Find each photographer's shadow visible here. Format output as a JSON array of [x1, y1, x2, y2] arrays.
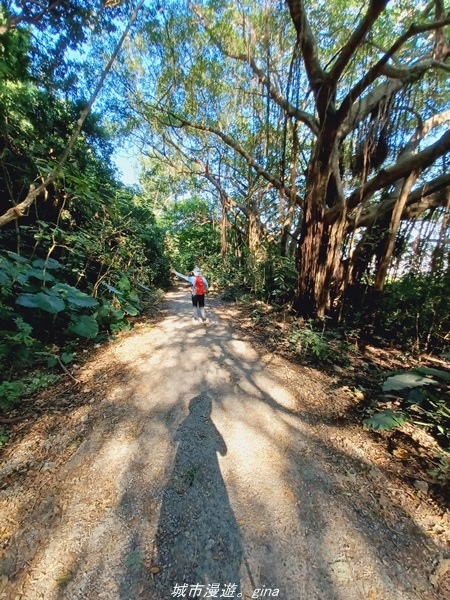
[[154, 394, 242, 596]]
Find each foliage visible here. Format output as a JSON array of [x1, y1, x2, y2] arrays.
[[0, 372, 59, 410], [262, 253, 297, 305], [0, 428, 7, 446], [364, 366, 450, 447], [160, 197, 221, 274], [108, 0, 450, 337], [363, 409, 409, 431], [428, 451, 450, 485], [380, 272, 450, 354], [289, 320, 331, 362]]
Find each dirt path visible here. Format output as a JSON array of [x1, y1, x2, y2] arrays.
[[1, 286, 449, 599]]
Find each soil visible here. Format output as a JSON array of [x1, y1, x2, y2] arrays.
[[1, 284, 450, 600]]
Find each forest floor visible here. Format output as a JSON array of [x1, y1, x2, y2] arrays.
[[1, 284, 450, 600]]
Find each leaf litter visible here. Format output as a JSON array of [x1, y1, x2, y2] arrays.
[[0, 285, 449, 599]]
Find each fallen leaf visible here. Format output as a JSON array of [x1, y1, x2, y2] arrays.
[[212, 555, 220, 560], [330, 560, 351, 582], [430, 556, 450, 586], [149, 566, 160, 574], [55, 570, 72, 587], [392, 448, 409, 459], [413, 480, 429, 495]]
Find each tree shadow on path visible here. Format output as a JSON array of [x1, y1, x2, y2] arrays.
[[152, 393, 243, 598]]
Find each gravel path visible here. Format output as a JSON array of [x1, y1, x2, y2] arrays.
[[1, 286, 449, 599]]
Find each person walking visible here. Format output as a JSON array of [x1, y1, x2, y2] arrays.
[[171, 266, 209, 322]]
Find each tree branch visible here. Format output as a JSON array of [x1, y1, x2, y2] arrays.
[[380, 58, 450, 79], [351, 173, 450, 229], [0, 0, 65, 35], [338, 78, 404, 140], [337, 16, 450, 125], [0, 0, 146, 228], [163, 110, 303, 206], [224, 51, 319, 134], [285, 0, 325, 89], [326, 128, 450, 225], [328, 0, 388, 87]]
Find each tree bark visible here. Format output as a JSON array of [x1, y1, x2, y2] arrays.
[[373, 170, 419, 291]]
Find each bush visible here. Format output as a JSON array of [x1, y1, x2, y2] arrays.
[[380, 272, 450, 354]]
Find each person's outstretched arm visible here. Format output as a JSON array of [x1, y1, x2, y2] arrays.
[[171, 269, 192, 283]]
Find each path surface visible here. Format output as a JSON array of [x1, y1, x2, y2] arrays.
[[1, 286, 449, 599]]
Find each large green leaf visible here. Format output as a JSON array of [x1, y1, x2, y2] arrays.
[[415, 367, 450, 382], [102, 282, 123, 295], [66, 292, 99, 308], [17, 268, 55, 283], [363, 410, 409, 431], [16, 292, 65, 313], [7, 251, 28, 264], [0, 270, 11, 285], [69, 315, 99, 338], [406, 388, 427, 405], [121, 302, 139, 316], [31, 258, 63, 270], [16, 293, 41, 309], [35, 292, 65, 313], [51, 283, 98, 307], [383, 372, 439, 392]]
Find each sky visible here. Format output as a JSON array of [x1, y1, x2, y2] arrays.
[[113, 150, 141, 187]]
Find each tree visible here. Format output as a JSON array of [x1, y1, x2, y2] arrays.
[[0, 0, 146, 228], [113, 0, 450, 318]]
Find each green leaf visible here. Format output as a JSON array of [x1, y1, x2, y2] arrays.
[[66, 293, 98, 308], [110, 320, 131, 332], [102, 282, 123, 295], [382, 372, 439, 392], [21, 268, 55, 282], [31, 258, 63, 270], [121, 303, 139, 316], [16, 293, 41, 309], [7, 251, 28, 263], [69, 315, 99, 339], [406, 388, 427, 405], [0, 270, 11, 285], [35, 292, 65, 313], [415, 367, 450, 382], [17, 292, 65, 313], [61, 352, 74, 364], [363, 410, 409, 431], [47, 356, 58, 367]]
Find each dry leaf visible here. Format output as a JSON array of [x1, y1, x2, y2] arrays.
[[330, 560, 351, 582], [392, 448, 409, 459], [149, 566, 160, 574], [55, 570, 73, 587], [212, 555, 220, 560], [430, 556, 450, 586]]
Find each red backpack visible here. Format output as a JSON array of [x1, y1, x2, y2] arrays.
[[195, 276, 205, 295]]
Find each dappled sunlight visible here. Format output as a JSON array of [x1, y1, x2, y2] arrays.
[[2, 289, 444, 599]]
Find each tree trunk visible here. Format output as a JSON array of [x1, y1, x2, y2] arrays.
[[373, 170, 418, 290], [221, 204, 229, 260], [295, 141, 345, 318]]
